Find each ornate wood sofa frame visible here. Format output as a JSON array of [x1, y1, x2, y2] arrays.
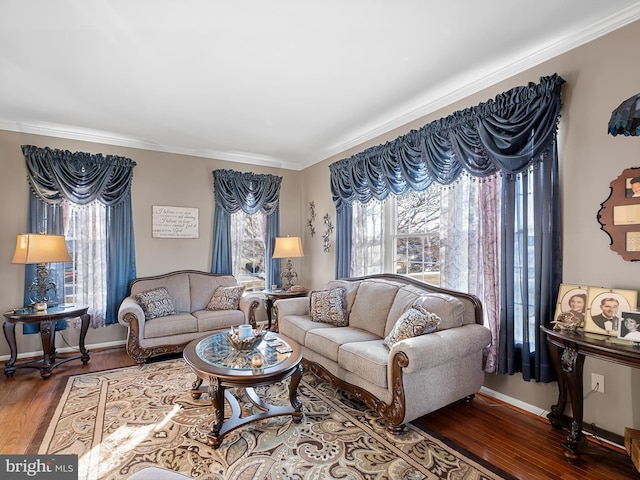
[[118, 270, 260, 363], [275, 274, 491, 433]]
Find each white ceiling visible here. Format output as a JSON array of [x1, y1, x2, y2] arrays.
[[1, 1, 640, 170]]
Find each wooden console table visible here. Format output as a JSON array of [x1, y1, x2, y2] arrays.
[[3, 305, 90, 379], [542, 326, 640, 462]]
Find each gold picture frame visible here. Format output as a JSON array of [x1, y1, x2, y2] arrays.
[[584, 287, 638, 336], [553, 284, 589, 327]]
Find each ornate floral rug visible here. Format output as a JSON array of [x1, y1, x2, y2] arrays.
[[36, 358, 512, 480]]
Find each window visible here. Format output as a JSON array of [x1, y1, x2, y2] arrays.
[[62, 200, 107, 326], [230, 211, 266, 291], [352, 188, 441, 285], [393, 189, 440, 285]]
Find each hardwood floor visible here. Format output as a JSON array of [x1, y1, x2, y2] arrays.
[[0, 346, 637, 479]]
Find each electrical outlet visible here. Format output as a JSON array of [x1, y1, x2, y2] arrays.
[[591, 373, 605, 393]]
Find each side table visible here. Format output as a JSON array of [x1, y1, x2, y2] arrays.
[[263, 289, 308, 331], [3, 305, 91, 379], [542, 325, 640, 462]]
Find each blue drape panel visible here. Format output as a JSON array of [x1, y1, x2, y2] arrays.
[[211, 170, 282, 287], [498, 146, 561, 382], [21, 145, 137, 327], [335, 203, 352, 279], [329, 74, 564, 382], [106, 198, 137, 328]]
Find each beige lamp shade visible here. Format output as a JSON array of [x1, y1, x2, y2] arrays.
[[272, 236, 304, 258], [11, 233, 72, 265]]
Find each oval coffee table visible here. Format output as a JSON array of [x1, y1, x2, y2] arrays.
[[183, 331, 303, 448]]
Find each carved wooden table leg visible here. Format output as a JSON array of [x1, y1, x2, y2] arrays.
[[560, 346, 587, 463], [207, 376, 225, 449], [289, 363, 303, 423], [546, 339, 567, 430], [39, 320, 55, 379], [79, 313, 91, 364], [3, 320, 17, 377]]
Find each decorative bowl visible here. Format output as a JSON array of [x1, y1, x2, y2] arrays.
[[224, 330, 266, 351]]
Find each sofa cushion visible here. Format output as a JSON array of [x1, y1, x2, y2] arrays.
[[131, 274, 191, 313], [134, 287, 177, 320], [326, 280, 361, 316], [206, 285, 245, 311], [305, 327, 380, 363], [310, 287, 348, 326], [190, 273, 238, 312], [278, 314, 335, 346], [383, 305, 441, 348], [349, 280, 400, 337], [412, 293, 465, 330], [338, 340, 389, 389], [193, 309, 245, 331], [144, 312, 197, 338]]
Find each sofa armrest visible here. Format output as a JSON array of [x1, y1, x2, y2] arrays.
[[274, 297, 310, 317], [118, 296, 147, 340], [390, 323, 491, 374], [240, 295, 261, 327]]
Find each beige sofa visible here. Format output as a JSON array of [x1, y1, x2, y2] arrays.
[[276, 274, 491, 433], [118, 270, 260, 364]]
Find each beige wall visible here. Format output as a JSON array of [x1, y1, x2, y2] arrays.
[[300, 19, 640, 436], [2, 19, 640, 437], [0, 131, 302, 358]]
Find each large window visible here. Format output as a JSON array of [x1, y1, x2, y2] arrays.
[[352, 188, 441, 285], [230, 211, 266, 291]]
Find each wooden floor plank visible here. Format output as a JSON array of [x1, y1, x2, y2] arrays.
[[0, 346, 638, 479]]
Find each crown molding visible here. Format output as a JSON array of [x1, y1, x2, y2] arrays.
[[0, 120, 301, 171], [317, 4, 640, 166]]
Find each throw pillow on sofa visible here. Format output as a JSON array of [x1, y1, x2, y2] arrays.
[[310, 286, 348, 326], [383, 305, 441, 348], [134, 287, 177, 320], [207, 285, 245, 310]]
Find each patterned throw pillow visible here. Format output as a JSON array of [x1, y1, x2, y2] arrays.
[[134, 287, 177, 320], [310, 287, 348, 326], [383, 305, 441, 349], [207, 285, 246, 311]]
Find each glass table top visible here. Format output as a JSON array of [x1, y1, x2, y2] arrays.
[[194, 332, 292, 371]]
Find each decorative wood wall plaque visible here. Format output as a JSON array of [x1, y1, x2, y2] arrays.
[[597, 167, 640, 261]]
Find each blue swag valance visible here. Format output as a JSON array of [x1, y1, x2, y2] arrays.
[[213, 169, 282, 215], [22, 145, 137, 206], [329, 74, 565, 209], [211, 169, 283, 287]]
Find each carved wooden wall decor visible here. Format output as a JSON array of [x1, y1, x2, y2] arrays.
[[597, 167, 640, 261]]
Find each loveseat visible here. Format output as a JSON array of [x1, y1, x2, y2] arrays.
[[275, 274, 491, 433], [118, 270, 260, 364]]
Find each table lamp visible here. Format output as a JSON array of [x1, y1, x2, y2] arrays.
[[11, 233, 72, 308], [272, 236, 304, 289]]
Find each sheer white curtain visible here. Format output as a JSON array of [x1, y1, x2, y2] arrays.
[[440, 175, 502, 372], [350, 201, 384, 277], [63, 200, 107, 328]]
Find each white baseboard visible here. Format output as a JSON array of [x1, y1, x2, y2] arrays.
[[479, 386, 549, 418], [0, 339, 127, 362], [480, 386, 624, 449]]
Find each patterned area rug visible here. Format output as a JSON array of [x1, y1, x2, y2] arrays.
[[36, 358, 510, 480]]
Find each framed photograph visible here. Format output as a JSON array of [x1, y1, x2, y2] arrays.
[[553, 284, 588, 327], [584, 287, 638, 336], [618, 311, 640, 342]]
